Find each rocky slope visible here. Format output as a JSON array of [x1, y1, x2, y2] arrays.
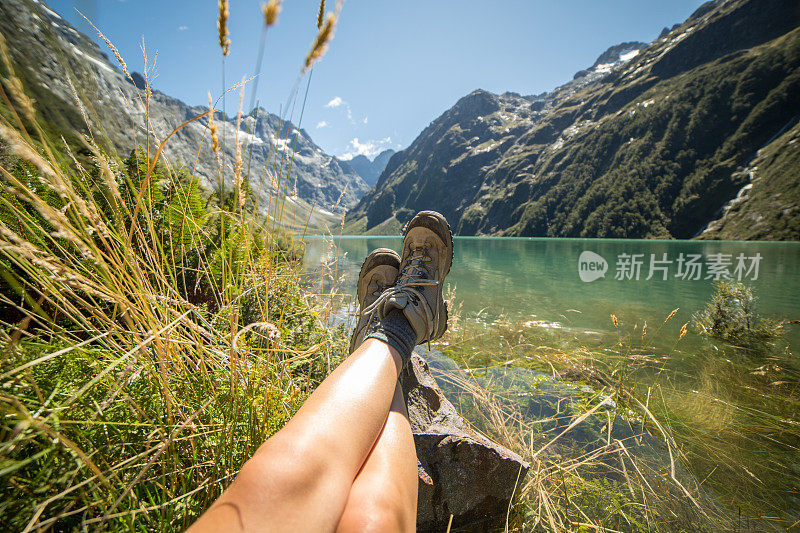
[[698, 120, 800, 239], [347, 0, 800, 239], [345, 149, 396, 187], [0, 0, 367, 218]]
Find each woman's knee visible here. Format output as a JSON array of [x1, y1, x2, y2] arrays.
[[337, 492, 413, 533], [238, 441, 333, 497]]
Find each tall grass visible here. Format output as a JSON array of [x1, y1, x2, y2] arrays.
[[433, 293, 799, 531], [0, 2, 347, 530]]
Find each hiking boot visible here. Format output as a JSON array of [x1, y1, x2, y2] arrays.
[[376, 211, 453, 344], [349, 248, 401, 353]]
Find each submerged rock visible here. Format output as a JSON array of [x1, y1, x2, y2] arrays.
[[401, 353, 529, 532]]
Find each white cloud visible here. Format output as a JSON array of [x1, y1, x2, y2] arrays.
[[325, 96, 356, 123], [178, 25, 188, 31], [339, 137, 393, 160], [315, 120, 328, 129]]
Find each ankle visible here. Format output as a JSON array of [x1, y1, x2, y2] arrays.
[[364, 310, 417, 367]]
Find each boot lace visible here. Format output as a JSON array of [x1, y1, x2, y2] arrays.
[[363, 246, 439, 336]]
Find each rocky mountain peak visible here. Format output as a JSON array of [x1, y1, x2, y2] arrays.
[[590, 41, 646, 69], [0, 0, 368, 216], [346, 0, 800, 240], [344, 149, 396, 188], [572, 41, 646, 80]]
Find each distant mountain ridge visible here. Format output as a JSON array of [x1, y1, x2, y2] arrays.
[[0, 0, 368, 218], [345, 149, 396, 187], [347, 0, 800, 240]]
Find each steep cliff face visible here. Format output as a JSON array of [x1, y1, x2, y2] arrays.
[[347, 0, 800, 240], [345, 149, 396, 187], [0, 0, 367, 216], [698, 120, 800, 240]]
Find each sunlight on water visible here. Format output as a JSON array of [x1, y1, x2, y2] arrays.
[[304, 236, 800, 522], [303, 236, 800, 351]]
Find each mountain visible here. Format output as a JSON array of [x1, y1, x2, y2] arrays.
[[345, 149, 396, 187], [698, 119, 800, 240], [0, 0, 367, 222], [346, 0, 800, 240]]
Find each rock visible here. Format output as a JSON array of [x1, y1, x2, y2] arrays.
[[400, 353, 530, 532], [0, 0, 368, 214], [344, 149, 396, 188]]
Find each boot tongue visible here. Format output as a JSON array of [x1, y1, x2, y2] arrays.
[[386, 293, 408, 309]]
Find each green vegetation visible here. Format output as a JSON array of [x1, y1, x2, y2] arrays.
[[699, 121, 800, 240], [342, 214, 403, 236], [348, 0, 800, 240], [693, 280, 786, 348], [0, 136, 346, 530], [434, 285, 799, 531], [0, 5, 348, 530]]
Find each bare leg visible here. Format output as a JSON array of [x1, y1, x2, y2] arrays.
[[188, 338, 404, 533], [336, 382, 418, 533]]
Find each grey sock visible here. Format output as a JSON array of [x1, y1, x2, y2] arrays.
[[365, 309, 417, 365]]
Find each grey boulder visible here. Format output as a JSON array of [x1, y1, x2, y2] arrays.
[[400, 354, 529, 532]]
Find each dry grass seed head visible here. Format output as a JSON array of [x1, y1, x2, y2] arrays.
[[0, 175, 92, 258], [218, 0, 231, 55], [316, 0, 326, 29], [2, 76, 36, 124], [207, 92, 220, 154], [263, 0, 282, 27], [88, 144, 124, 208], [0, 34, 36, 123], [665, 307, 679, 324], [234, 82, 245, 208], [0, 123, 50, 174], [80, 13, 131, 80], [64, 74, 95, 141], [0, 220, 104, 299], [304, 13, 336, 72]]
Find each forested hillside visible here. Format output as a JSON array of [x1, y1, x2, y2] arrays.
[[346, 0, 800, 240]]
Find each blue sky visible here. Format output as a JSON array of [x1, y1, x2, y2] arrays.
[[47, 0, 707, 160]]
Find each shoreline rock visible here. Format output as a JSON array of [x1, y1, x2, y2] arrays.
[[401, 353, 530, 532]]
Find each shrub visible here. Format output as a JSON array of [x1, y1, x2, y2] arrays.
[[693, 280, 785, 349]]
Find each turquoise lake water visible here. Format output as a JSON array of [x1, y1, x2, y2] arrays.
[[303, 236, 800, 522], [302, 236, 800, 351]]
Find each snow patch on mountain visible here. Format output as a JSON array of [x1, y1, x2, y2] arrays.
[[41, 4, 61, 19], [70, 46, 114, 74]]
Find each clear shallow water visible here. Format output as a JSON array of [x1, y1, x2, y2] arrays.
[[302, 236, 800, 351], [304, 236, 800, 523]]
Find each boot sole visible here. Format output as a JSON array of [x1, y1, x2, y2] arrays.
[[403, 211, 454, 341], [403, 210, 454, 277]]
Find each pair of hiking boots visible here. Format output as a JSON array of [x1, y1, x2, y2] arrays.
[[349, 211, 454, 355]]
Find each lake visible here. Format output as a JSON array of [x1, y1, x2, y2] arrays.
[[303, 236, 800, 524], [302, 236, 800, 353]]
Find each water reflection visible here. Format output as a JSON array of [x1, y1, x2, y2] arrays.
[[302, 236, 800, 350]]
